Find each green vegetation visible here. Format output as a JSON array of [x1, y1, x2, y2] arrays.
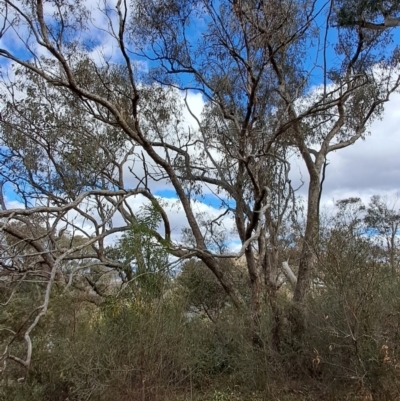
[[1, 198, 400, 400], [1, 0, 400, 399]]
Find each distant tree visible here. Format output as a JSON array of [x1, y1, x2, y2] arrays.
[[365, 194, 400, 275]]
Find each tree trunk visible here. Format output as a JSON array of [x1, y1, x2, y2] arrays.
[[245, 248, 263, 346], [264, 252, 282, 352], [294, 175, 320, 304], [265, 230, 279, 289]]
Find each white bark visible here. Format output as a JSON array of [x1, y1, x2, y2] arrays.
[[282, 261, 297, 289]]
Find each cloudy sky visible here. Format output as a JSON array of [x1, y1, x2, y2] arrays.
[[174, 89, 400, 209], [307, 91, 400, 208]]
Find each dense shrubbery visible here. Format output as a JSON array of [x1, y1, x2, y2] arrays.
[[2, 0, 400, 399], [1, 201, 400, 400]]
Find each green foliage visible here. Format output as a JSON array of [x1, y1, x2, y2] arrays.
[[334, 0, 400, 27], [178, 260, 230, 321], [300, 201, 400, 398], [117, 201, 170, 299], [2, 0, 400, 398], [177, 258, 250, 322], [4, 196, 400, 400]]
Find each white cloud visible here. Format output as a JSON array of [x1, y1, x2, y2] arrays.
[[291, 92, 400, 208]]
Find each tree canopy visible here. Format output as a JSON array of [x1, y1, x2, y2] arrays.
[[0, 0, 399, 377]]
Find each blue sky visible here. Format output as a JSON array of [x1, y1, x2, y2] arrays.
[[155, 189, 236, 209]]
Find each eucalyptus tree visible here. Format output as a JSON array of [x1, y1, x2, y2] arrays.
[[0, 0, 399, 367], [0, 69, 161, 369], [333, 0, 400, 29], [131, 0, 400, 307], [365, 194, 400, 276], [0, 0, 296, 336], [130, 0, 312, 320]]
